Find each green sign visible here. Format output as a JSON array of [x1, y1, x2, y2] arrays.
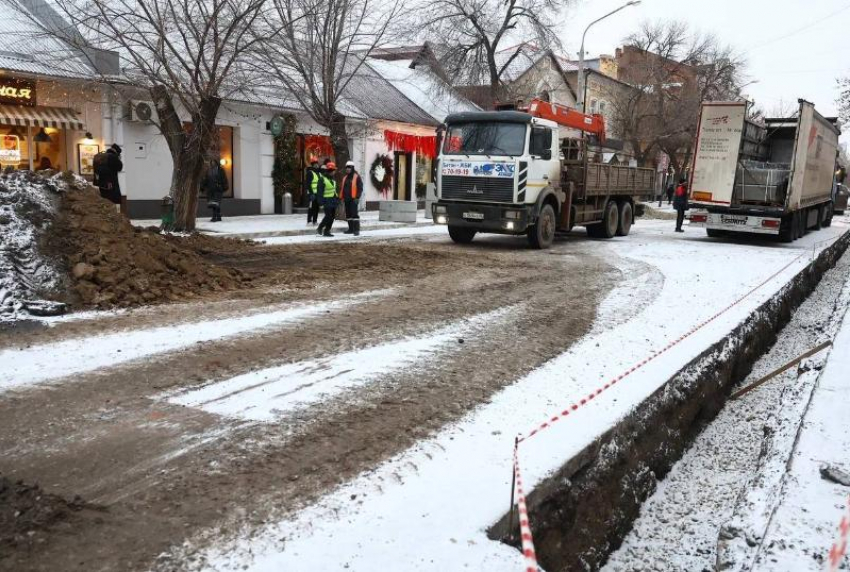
[[270, 115, 285, 137]]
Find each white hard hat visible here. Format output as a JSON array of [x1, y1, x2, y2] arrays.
[[345, 160, 355, 167]]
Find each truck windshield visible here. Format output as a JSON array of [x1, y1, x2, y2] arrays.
[[443, 122, 526, 156]]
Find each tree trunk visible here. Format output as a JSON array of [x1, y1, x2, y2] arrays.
[[152, 90, 222, 232], [328, 112, 350, 171]]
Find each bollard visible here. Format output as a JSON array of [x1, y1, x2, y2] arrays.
[[283, 192, 293, 215], [160, 195, 174, 229]]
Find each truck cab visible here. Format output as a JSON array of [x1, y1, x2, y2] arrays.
[[432, 111, 564, 248]]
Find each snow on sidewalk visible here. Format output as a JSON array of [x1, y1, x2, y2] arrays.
[[174, 221, 848, 572], [0, 289, 391, 393], [132, 210, 432, 239], [163, 305, 519, 422], [747, 283, 850, 571]]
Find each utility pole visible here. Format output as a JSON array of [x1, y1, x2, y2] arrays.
[[577, 0, 641, 113]]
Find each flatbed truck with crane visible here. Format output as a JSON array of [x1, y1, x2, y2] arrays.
[[432, 99, 656, 248]]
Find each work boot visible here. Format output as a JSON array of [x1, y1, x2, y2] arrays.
[[316, 226, 323, 236], [344, 220, 353, 234], [353, 220, 360, 236], [323, 232, 334, 237]]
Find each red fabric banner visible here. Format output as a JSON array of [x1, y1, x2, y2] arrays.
[[383, 130, 437, 159]]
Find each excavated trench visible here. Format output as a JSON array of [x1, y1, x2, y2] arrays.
[[490, 231, 850, 572]]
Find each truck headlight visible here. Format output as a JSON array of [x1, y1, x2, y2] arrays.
[[436, 215, 447, 224], [504, 210, 521, 220], [435, 205, 447, 214], [505, 221, 515, 230]]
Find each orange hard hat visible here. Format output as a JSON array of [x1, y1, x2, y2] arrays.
[[326, 161, 337, 170]]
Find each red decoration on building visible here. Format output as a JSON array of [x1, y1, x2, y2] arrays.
[[383, 130, 437, 159], [304, 135, 334, 160]]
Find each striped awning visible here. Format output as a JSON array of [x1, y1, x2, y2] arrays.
[[0, 104, 85, 130]]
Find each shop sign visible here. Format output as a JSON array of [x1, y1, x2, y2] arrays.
[[0, 134, 21, 163], [0, 78, 36, 106]]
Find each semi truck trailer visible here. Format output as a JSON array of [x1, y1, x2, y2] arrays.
[[432, 99, 656, 249], [687, 99, 840, 241]]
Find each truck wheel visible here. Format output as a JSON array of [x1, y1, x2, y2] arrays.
[[528, 204, 556, 249], [616, 201, 633, 236], [593, 200, 619, 239], [448, 226, 476, 244], [778, 214, 794, 243]]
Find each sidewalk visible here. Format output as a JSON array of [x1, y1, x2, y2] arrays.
[[133, 210, 433, 239]]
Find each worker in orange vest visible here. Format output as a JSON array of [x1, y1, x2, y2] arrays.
[[341, 160, 364, 236]]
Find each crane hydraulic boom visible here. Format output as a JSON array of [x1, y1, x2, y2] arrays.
[[524, 98, 606, 144]]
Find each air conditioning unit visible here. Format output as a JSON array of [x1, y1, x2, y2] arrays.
[[126, 100, 155, 122]]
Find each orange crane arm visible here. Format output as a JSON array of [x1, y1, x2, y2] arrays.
[[525, 98, 606, 144]]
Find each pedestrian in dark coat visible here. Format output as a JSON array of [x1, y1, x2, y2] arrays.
[[304, 159, 321, 225], [341, 160, 363, 236], [93, 143, 123, 207], [673, 176, 689, 232], [201, 158, 229, 222], [316, 162, 339, 237]]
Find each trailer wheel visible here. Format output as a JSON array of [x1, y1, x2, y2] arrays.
[[778, 214, 794, 243], [528, 204, 556, 249], [448, 226, 476, 244], [616, 201, 633, 236]]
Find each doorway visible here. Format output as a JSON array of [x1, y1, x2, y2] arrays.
[[394, 151, 412, 201]]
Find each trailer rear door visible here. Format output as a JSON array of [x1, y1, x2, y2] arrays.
[[689, 102, 747, 207], [787, 100, 840, 209]]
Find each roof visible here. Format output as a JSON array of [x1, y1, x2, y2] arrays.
[[493, 45, 578, 83], [0, 1, 99, 79], [366, 58, 478, 123], [342, 62, 438, 125], [444, 110, 532, 124]]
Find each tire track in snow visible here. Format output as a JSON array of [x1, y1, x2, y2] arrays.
[[164, 305, 520, 422], [0, 289, 392, 392]]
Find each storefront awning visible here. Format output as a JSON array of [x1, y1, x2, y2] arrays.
[[0, 105, 85, 130]]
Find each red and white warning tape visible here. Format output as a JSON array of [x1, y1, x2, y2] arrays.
[[827, 495, 850, 572], [509, 249, 812, 570], [512, 442, 538, 572]]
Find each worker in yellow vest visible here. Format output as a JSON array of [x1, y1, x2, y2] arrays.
[[316, 162, 339, 237], [341, 160, 364, 236]]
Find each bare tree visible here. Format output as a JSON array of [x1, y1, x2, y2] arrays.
[[609, 21, 745, 172], [838, 76, 850, 124], [416, 0, 572, 106], [260, 0, 402, 167], [13, 0, 268, 231]]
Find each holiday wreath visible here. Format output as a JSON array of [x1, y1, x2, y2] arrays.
[[370, 154, 394, 196]]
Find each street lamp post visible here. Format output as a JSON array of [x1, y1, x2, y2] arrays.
[[577, 0, 641, 113]]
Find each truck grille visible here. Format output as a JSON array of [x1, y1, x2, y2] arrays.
[[441, 175, 514, 202]]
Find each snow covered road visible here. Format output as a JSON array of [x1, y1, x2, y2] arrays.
[[177, 220, 850, 572]]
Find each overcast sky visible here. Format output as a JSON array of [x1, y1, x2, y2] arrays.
[[560, 0, 850, 122]]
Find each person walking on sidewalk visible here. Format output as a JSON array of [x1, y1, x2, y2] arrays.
[[93, 143, 123, 211], [201, 157, 229, 222], [341, 160, 363, 236], [304, 158, 321, 225], [673, 176, 689, 233], [317, 162, 339, 237]]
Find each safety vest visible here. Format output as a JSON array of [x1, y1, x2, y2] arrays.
[[321, 174, 338, 199], [342, 173, 360, 199], [309, 170, 320, 194]]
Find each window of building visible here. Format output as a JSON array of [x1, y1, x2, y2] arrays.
[[589, 99, 598, 114], [185, 123, 234, 198], [599, 101, 607, 116]]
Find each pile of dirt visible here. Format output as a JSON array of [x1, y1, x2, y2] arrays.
[[45, 180, 252, 309], [0, 476, 103, 557]]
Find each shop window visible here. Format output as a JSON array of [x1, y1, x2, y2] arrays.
[[415, 155, 432, 200], [184, 123, 235, 198], [0, 126, 29, 169], [33, 127, 66, 171]]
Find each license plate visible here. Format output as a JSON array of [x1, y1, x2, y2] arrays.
[[463, 212, 484, 220]]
